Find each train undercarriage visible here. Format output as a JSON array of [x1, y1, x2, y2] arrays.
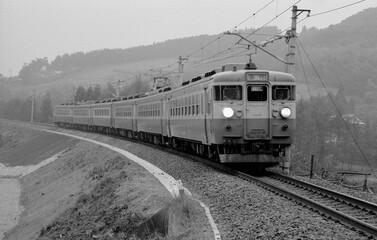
[[56, 122, 289, 169]]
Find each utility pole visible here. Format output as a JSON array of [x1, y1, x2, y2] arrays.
[[281, 5, 310, 175], [31, 90, 35, 123], [285, 5, 310, 74], [115, 80, 124, 99], [178, 56, 188, 84]]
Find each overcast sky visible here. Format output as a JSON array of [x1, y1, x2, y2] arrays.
[[0, 0, 376, 76]]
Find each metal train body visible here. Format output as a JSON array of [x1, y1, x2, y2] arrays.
[[54, 63, 296, 166]]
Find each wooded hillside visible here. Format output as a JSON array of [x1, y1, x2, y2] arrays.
[[1, 7, 377, 176]]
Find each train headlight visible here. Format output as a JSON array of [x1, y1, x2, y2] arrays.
[[280, 107, 291, 119], [223, 107, 234, 118]]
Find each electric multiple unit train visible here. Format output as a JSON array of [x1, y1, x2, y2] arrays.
[[54, 63, 296, 167]]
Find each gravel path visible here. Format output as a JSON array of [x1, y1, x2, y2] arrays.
[[54, 129, 374, 240]]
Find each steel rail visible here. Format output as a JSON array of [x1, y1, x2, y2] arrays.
[[270, 172, 377, 212], [260, 172, 377, 237]]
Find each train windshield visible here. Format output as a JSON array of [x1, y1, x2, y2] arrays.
[[272, 85, 295, 101], [247, 85, 268, 101], [214, 85, 242, 101]]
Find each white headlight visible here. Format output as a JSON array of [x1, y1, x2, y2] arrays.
[[223, 107, 234, 118], [280, 107, 291, 118]]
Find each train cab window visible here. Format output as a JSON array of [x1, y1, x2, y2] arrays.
[[214, 85, 242, 101], [247, 85, 268, 101], [272, 85, 295, 101]]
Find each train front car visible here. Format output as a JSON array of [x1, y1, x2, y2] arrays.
[[211, 64, 295, 168]]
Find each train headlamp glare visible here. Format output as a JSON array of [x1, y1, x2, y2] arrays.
[[223, 107, 234, 118], [280, 107, 291, 119]]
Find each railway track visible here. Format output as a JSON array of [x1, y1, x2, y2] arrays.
[[226, 168, 377, 238], [149, 138, 377, 238], [262, 172, 377, 237], [9, 119, 377, 238]]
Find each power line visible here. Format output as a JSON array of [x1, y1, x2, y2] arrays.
[[186, 0, 281, 60], [186, 2, 301, 70], [186, 48, 250, 70], [244, 0, 302, 39], [231, 0, 276, 31], [310, 0, 367, 17], [296, 36, 322, 157], [296, 37, 377, 178], [133, 3, 310, 87], [186, 34, 225, 58]]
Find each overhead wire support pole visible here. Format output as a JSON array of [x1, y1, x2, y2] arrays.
[[285, 5, 310, 73], [178, 56, 188, 84], [115, 79, 124, 99]]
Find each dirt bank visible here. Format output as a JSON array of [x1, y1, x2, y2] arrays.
[[0, 123, 78, 167], [1, 121, 213, 240]]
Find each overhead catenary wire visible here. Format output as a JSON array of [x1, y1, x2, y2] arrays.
[[150, 1, 304, 82], [122, 0, 370, 94], [243, 0, 302, 39], [310, 0, 367, 17], [185, 48, 250, 70], [185, 0, 288, 64], [296, 37, 321, 157], [231, 0, 276, 31], [185, 0, 304, 72], [296, 38, 377, 179]]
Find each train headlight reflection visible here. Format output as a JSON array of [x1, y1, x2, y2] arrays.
[[280, 107, 291, 119], [223, 107, 234, 118]]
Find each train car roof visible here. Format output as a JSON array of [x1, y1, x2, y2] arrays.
[[212, 69, 295, 83]]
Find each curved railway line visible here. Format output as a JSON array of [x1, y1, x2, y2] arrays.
[[12, 120, 377, 238], [188, 159, 377, 237], [136, 134, 377, 238], [256, 172, 377, 237]]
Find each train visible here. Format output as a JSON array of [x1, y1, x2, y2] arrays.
[[54, 62, 296, 169]]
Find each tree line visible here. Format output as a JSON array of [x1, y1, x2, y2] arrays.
[[0, 92, 53, 123], [1, 82, 376, 175], [292, 85, 377, 175], [72, 76, 149, 103]]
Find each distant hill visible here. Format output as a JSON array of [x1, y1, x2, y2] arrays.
[[297, 7, 377, 98], [2, 7, 377, 104], [16, 26, 284, 85]]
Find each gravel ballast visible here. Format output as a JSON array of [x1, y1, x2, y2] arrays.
[[55, 128, 374, 240]]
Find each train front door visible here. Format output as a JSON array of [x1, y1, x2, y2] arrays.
[[245, 84, 271, 140]]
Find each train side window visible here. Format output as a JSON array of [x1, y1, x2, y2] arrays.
[[214, 85, 242, 101], [247, 85, 268, 101], [272, 85, 295, 101]]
